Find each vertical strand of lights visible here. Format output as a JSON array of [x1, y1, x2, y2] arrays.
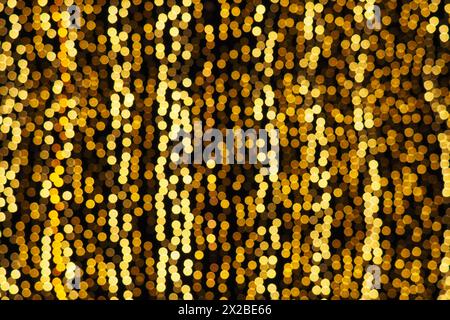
[[35, 0, 81, 299], [303, 2, 334, 296], [110, 0, 135, 300], [300, 3, 329, 296], [350, 4, 384, 299], [437, 126, 450, 300], [241, 4, 282, 299], [248, 2, 281, 297], [423, 6, 449, 300], [297, 0, 327, 299], [50, 0, 82, 300], [154, 0, 195, 299], [360, 160, 383, 300], [104, 1, 127, 299]]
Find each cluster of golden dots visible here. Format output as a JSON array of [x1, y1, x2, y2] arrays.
[[0, 0, 449, 300]]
